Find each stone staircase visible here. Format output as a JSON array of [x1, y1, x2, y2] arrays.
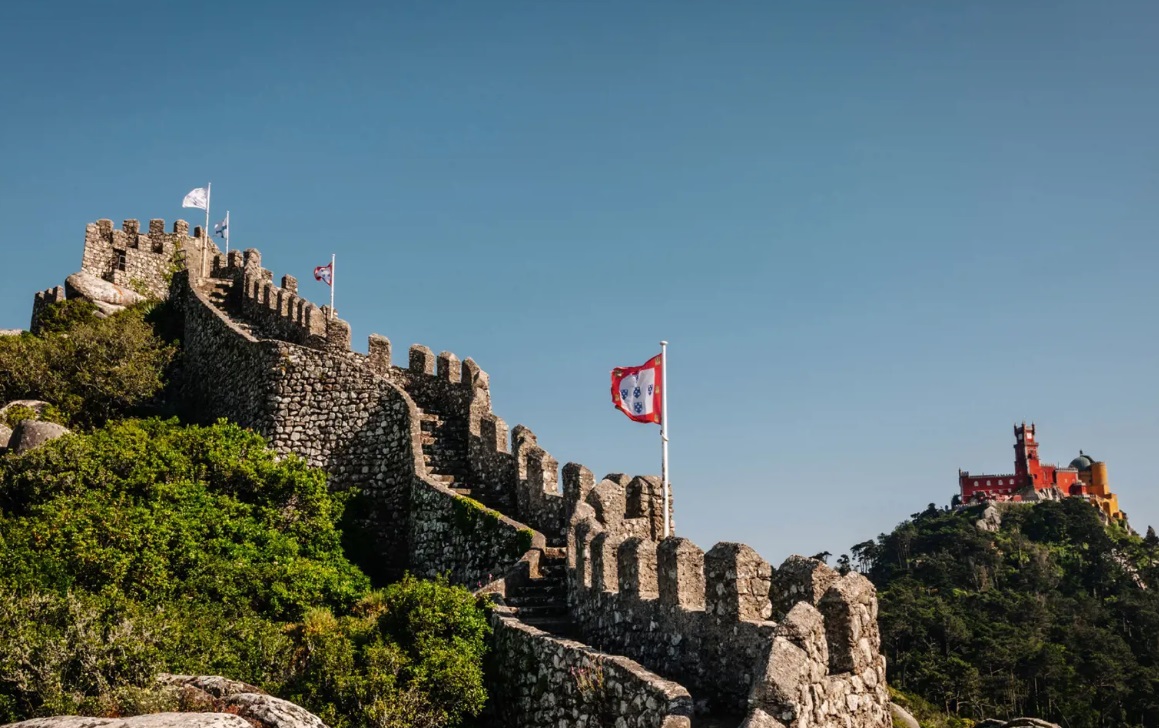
[[503, 548, 577, 638], [418, 410, 511, 513], [204, 278, 258, 338]]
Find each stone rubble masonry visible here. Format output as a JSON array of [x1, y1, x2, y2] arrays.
[[33, 220, 893, 728], [487, 605, 694, 728], [82, 219, 201, 299], [568, 475, 892, 727]]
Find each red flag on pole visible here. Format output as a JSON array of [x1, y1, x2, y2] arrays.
[[611, 354, 663, 424]]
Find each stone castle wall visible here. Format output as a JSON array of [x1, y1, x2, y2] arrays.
[[568, 476, 891, 726], [29, 286, 65, 333], [83, 219, 206, 299], [40, 219, 894, 728], [487, 608, 694, 728]]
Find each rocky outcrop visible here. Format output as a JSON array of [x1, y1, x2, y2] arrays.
[[8, 420, 70, 454], [889, 703, 920, 728], [0, 400, 53, 422], [158, 675, 327, 728], [975, 504, 1002, 532], [1, 675, 329, 728], [4, 716, 252, 728], [65, 270, 146, 316], [0, 329, 20, 337], [0, 424, 11, 451]]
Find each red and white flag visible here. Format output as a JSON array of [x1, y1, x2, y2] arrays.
[[313, 262, 333, 286], [611, 354, 663, 424]]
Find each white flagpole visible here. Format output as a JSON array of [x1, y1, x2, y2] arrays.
[[202, 182, 211, 278], [329, 253, 335, 319], [660, 340, 670, 538], [224, 210, 230, 255]]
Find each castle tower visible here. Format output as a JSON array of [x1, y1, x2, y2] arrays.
[[1013, 422, 1040, 489]]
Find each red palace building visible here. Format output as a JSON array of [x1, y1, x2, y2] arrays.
[[958, 423, 1122, 519]]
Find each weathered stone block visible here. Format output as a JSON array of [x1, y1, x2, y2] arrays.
[[705, 542, 772, 621], [368, 334, 391, 375], [618, 537, 659, 598], [409, 344, 435, 375], [436, 351, 461, 383], [657, 537, 705, 610]]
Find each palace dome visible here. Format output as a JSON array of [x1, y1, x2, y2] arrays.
[[1069, 454, 1094, 471]]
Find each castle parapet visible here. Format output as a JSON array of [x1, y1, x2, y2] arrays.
[[657, 537, 705, 610], [81, 218, 202, 298], [566, 493, 889, 722], [704, 542, 772, 621], [30, 285, 66, 333], [192, 245, 351, 352]]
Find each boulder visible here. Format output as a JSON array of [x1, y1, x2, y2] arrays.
[[9, 420, 70, 454], [159, 675, 328, 728], [65, 271, 146, 308], [4, 675, 330, 728], [5, 715, 253, 728], [0, 399, 53, 422], [92, 300, 127, 318], [976, 504, 1002, 532], [0, 423, 11, 451], [890, 702, 921, 728], [0, 329, 21, 337]]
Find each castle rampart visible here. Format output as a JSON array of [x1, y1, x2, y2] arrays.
[[82, 219, 203, 298], [566, 476, 891, 726], [31, 220, 893, 728], [488, 607, 693, 728], [30, 286, 65, 334]]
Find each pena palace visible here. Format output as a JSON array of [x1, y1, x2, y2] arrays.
[[958, 423, 1123, 521]]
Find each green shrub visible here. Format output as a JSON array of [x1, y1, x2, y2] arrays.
[[0, 302, 175, 428], [0, 418, 490, 728], [282, 575, 490, 728]]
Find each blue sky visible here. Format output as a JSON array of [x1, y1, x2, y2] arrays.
[[3, 1, 1159, 564]]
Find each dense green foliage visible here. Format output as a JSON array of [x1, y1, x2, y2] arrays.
[[0, 301, 175, 428], [847, 500, 1159, 727], [0, 418, 490, 727], [284, 575, 490, 728]]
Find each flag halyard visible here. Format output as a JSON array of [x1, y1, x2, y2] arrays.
[[611, 354, 663, 424]]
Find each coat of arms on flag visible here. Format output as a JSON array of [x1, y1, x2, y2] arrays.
[[314, 263, 333, 286], [611, 354, 663, 424]]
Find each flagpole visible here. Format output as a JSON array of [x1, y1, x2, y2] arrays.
[[224, 211, 230, 255], [660, 340, 670, 538], [329, 253, 335, 319], [203, 182, 211, 278]]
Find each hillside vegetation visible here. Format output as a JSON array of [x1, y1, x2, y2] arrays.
[[849, 499, 1159, 728], [0, 303, 491, 728]]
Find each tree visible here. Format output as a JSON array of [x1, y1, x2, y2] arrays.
[[0, 301, 175, 428]]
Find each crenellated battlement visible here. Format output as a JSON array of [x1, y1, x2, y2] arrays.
[[199, 248, 350, 352], [29, 286, 66, 334], [82, 219, 204, 298], [564, 476, 890, 724], [28, 219, 891, 728]]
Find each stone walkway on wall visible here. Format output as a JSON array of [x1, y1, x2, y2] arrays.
[[198, 279, 750, 728]]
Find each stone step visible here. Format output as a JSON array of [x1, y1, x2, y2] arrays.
[[510, 604, 569, 620], [518, 616, 581, 640], [506, 593, 563, 608]]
